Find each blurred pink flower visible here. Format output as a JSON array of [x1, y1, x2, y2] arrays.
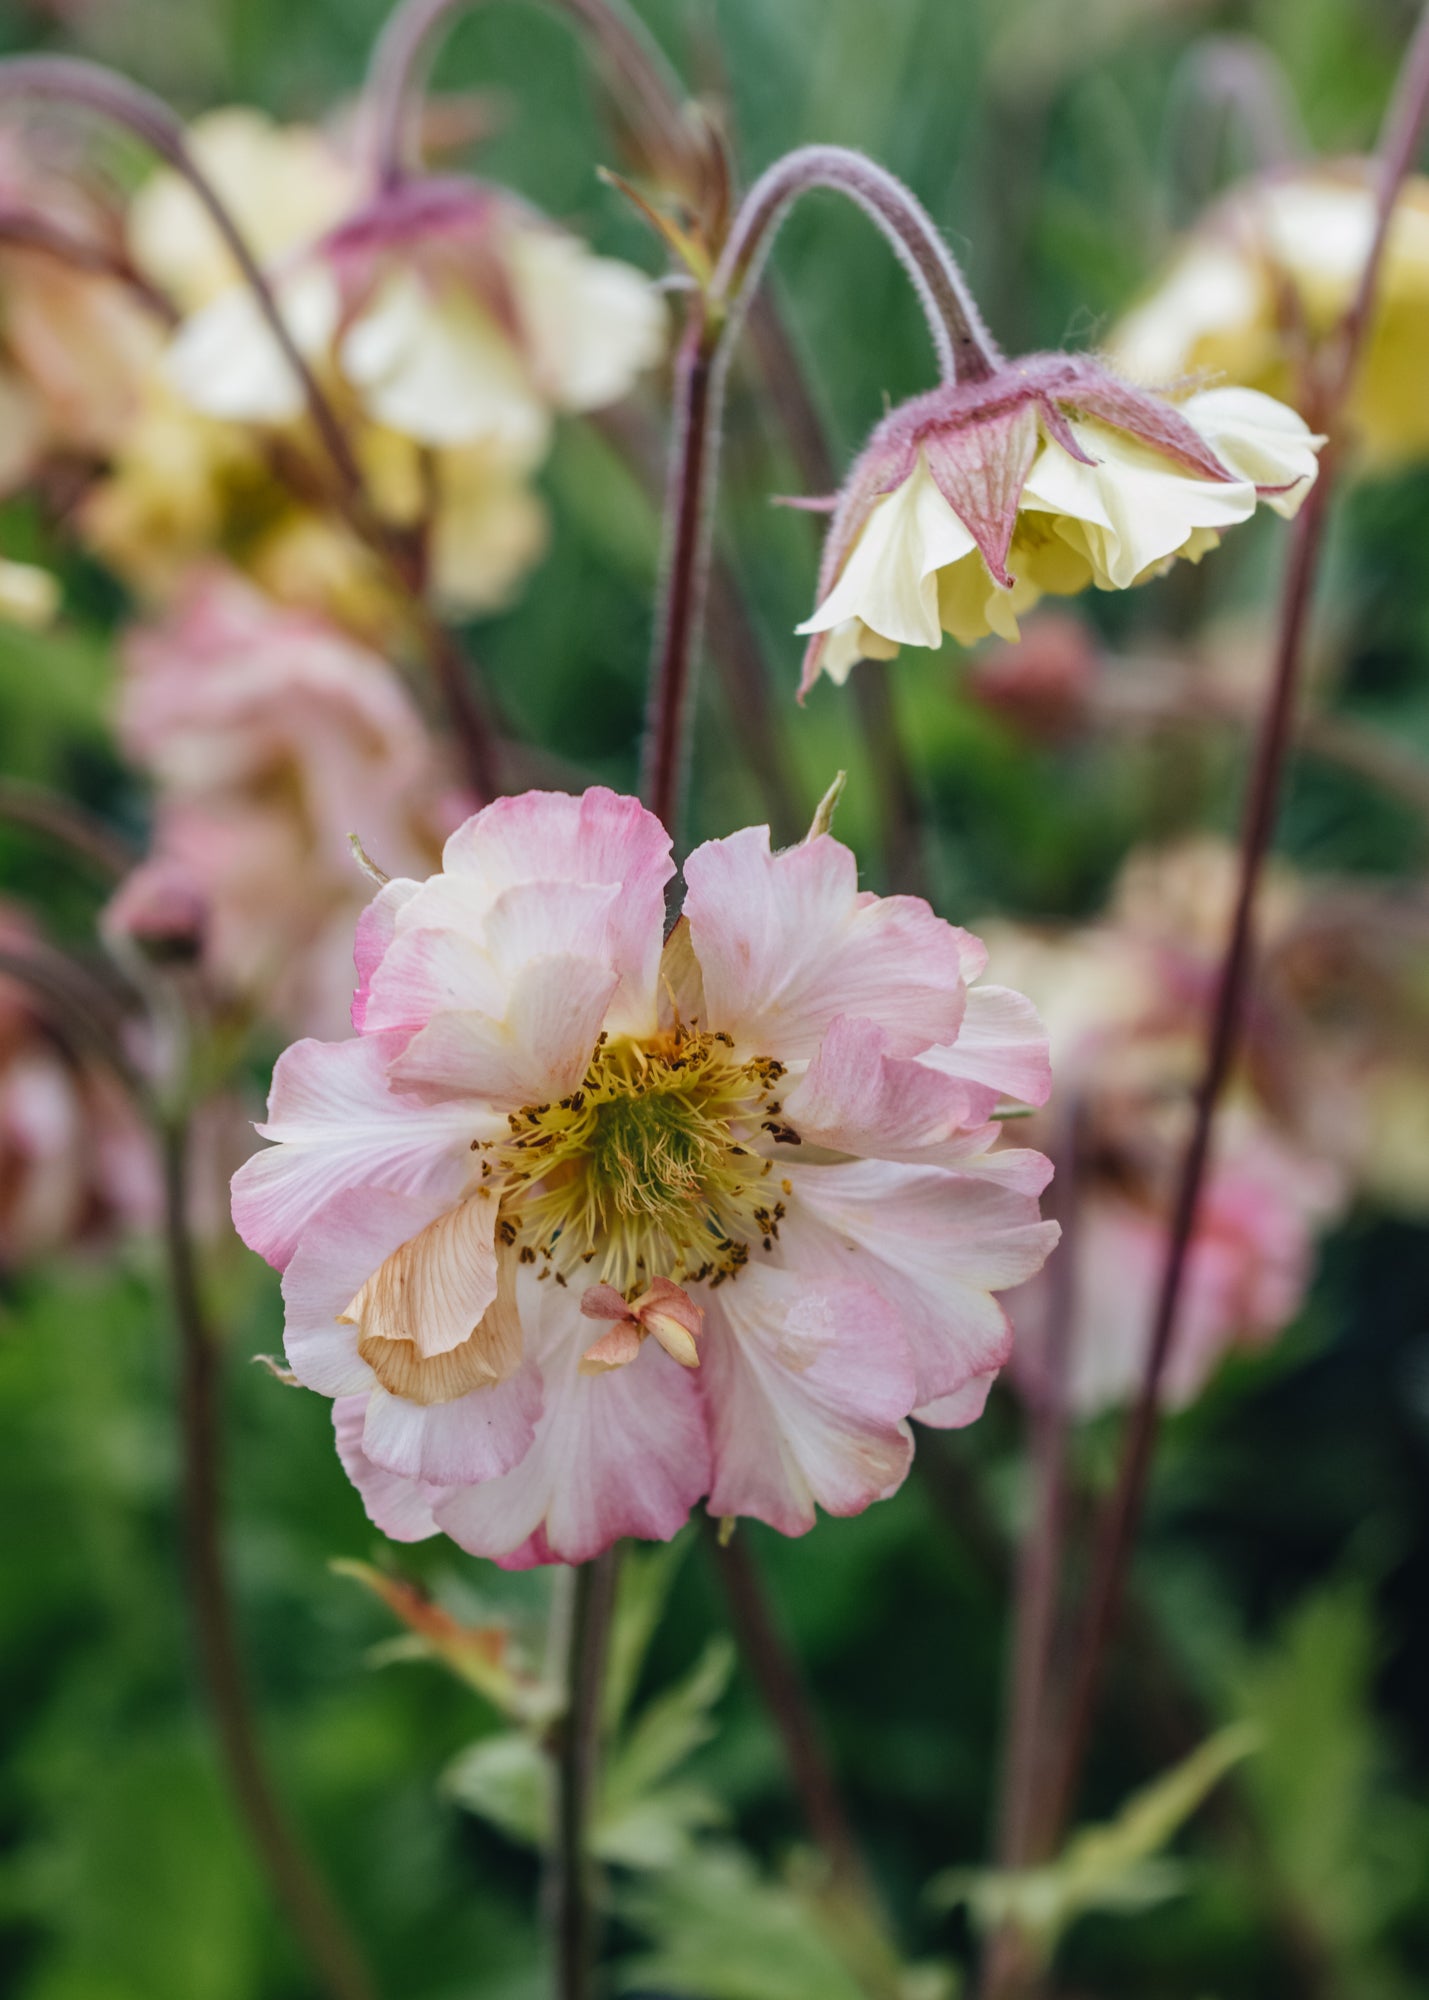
[[986, 876, 1344, 1417], [112, 570, 468, 1039], [232, 788, 1059, 1565], [1012, 1119, 1336, 1415], [0, 905, 157, 1269]]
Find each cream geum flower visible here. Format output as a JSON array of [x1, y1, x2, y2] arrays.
[[163, 174, 666, 454], [795, 355, 1322, 691], [1111, 164, 1429, 470], [232, 788, 1060, 1565]]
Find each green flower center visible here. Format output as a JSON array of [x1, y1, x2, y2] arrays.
[[487, 1029, 794, 1292]]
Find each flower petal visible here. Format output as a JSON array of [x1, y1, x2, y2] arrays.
[[797, 453, 976, 651], [438, 789, 673, 1037], [918, 983, 1053, 1108], [387, 952, 618, 1105], [340, 269, 549, 452], [778, 1159, 1060, 1413], [1178, 385, 1323, 517], [433, 1267, 709, 1566], [701, 1265, 915, 1534], [231, 1031, 480, 1272], [164, 264, 339, 423], [682, 826, 974, 1061], [1021, 418, 1258, 589], [340, 1190, 502, 1362], [332, 1395, 448, 1541]]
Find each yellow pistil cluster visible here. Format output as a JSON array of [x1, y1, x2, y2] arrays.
[[484, 1028, 794, 1293]]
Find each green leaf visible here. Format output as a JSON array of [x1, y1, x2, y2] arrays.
[[931, 1723, 1260, 1964], [617, 1845, 869, 2000], [1234, 1581, 1429, 1957], [602, 1531, 693, 1732], [442, 1732, 552, 1850], [604, 1636, 734, 1815]]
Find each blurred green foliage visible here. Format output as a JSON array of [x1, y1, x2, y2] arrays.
[[1, 0, 1428, 1996]]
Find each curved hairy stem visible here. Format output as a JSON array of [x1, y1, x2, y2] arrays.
[[642, 144, 1000, 841], [712, 146, 1002, 388], [366, 0, 693, 194], [1038, 0, 1429, 1857]]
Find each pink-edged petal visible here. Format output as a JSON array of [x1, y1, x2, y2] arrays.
[[778, 1159, 1060, 1412], [913, 1369, 1000, 1430], [340, 1190, 501, 1360], [439, 788, 673, 1035], [352, 877, 421, 1033], [361, 1367, 542, 1486], [701, 1265, 916, 1535], [332, 1395, 447, 1541], [432, 1268, 709, 1566], [232, 1031, 481, 1272], [783, 1014, 997, 1158], [387, 954, 618, 1105], [920, 983, 1053, 1109], [682, 827, 976, 1061], [365, 878, 622, 1038]]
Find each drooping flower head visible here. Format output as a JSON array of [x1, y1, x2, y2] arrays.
[[1111, 163, 1429, 470], [112, 571, 468, 1039], [796, 355, 1321, 691], [232, 788, 1059, 1566]]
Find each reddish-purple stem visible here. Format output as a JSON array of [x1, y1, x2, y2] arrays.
[[1039, 0, 1429, 1853]]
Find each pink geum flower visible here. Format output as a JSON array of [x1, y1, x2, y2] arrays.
[[112, 570, 469, 1040], [795, 358, 1322, 692], [231, 788, 1059, 1566]]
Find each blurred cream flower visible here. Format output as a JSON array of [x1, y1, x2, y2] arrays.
[[127, 106, 360, 312], [797, 356, 1321, 691], [0, 557, 60, 628], [160, 175, 665, 451], [1111, 164, 1429, 470]]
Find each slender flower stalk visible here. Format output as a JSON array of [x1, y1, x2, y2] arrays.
[[641, 145, 998, 840], [742, 296, 931, 894], [1038, 0, 1429, 1858], [979, 1111, 1083, 2000], [0, 938, 375, 1999], [0, 779, 136, 879], [705, 1524, 864, 1889], [550, 1548, 620, 2000], [366, 0, 695, 198], [161, 1115, 378, 2000], [989, 1108, 1083, 1873]]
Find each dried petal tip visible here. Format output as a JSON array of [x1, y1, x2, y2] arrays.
[[796, 352, 1323, 691], [578, 1274, 705, 1374]]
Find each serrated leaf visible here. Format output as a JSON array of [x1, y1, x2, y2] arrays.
[[931, 1724, 1259, 1963], [617, 1844, 868, 2000], [603, 1531, 693, 1732], [443, 1732, 552, 1849], [603, 1636, 734, 1817]]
